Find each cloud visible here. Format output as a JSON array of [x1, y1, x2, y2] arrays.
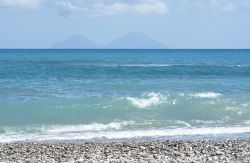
[[210, 0, 237, 12], [169, 0, 239, 13], [190, 0, 237, 12], [0, 0, 40, 9], [57, 0, 168, 18], [221, 3, 236, 12], [1, 0, 247, 15]]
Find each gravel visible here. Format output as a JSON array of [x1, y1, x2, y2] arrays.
[[0, 140, 250, 162]]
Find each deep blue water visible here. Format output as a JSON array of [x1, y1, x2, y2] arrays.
[[0, 49, 250, 142]]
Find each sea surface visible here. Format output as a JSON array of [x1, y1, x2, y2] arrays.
[[0, 49, 250, 142]]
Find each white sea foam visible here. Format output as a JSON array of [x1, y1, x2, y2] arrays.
[[126, 92, 166, 108], [191, 92, 222, 98], [174, 120, 192, 127], [241, 103, 250, 107], [243, 120, 250, 125], [1, 121, 133, 134], [236, 64, 250, 67], [121, 64, 170, 67], [1, 126, 250, 143], [191, 120, 226, 125], [172, 99, 177, 105], [46, 122, 132, 133]]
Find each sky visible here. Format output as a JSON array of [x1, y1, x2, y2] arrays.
[[0, 0, 250, 49]]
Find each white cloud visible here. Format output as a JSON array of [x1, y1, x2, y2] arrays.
[[57, 0, 168, 18], [1, 0, 247, 15], [0, 0, 40, 9], [209, 0, 237, 12], [221, 3, 236, 12], [181, 0, 238, 13]]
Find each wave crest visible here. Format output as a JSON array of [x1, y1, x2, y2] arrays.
[[1, 121, 133, 134], [1, 126, 250, 143], [46, 122, 131, 133], [191, 92, 222, 98], [126, 92, 166, 108]]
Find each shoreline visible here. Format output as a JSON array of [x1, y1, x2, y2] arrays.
[[1, 140, 250, 162], [1, 126, 250, 143]]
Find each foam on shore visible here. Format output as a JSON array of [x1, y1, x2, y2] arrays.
[[1, 126, 250, 143]]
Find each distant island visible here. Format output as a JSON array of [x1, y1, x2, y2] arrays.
[[52, 32, 167, 49], [52, 34, 99, 49]]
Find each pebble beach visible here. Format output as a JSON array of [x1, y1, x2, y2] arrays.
[[1, 140, 250, 162]]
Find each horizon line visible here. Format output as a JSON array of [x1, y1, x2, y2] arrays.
[[0, 48, 250, 50]]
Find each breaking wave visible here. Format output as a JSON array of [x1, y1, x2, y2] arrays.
[[191, 92, 222, 98], [1, 122, 133, 134], [1, 126, 250, 143], [126, 92, 166, 108]]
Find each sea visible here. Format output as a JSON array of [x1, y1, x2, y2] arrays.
[[0, 49, 250, 143]]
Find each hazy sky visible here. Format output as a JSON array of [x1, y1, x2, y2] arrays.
[[0, 0, 250, 48]]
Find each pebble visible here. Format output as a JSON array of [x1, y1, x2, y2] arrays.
[[0, 140, 249, 162]]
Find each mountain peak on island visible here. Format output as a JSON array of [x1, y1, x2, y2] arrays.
[[52, 34, 99, 49], [107, 32, 166, 49], [52, 32, 167, 49]]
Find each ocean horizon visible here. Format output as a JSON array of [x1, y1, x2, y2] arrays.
[[1, 49, 250, 143]]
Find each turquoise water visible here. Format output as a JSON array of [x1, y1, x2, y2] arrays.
[[1, 49, 250, 142]]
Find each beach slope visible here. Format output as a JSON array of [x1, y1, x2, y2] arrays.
[[1, 140, 250, 162]]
